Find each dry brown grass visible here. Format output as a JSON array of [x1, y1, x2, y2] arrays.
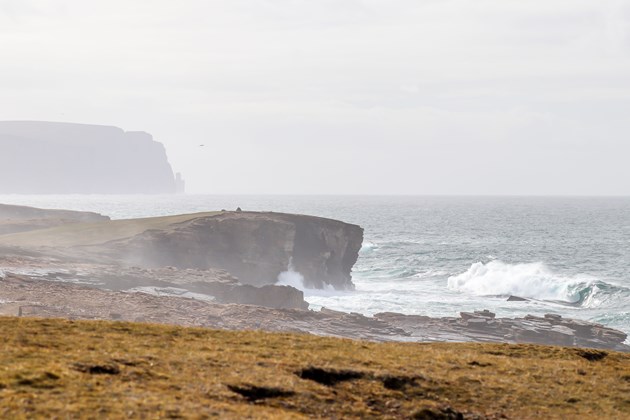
[[0, 316, 628, 419]]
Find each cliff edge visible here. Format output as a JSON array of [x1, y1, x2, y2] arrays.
[[0, 208, 364, 308], [0, 121, 177, 194], [103, 211, 364, 290]]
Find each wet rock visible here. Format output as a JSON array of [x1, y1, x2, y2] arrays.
[[460, 310, 495, 320]]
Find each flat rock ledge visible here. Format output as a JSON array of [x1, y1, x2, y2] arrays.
[[0, 276, 627, 352], [0, 256, 307, 310], [376, 310, 628, 352]]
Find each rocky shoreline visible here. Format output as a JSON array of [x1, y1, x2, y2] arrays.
[[1, 273, 627, 352], [0, 204, 628, 353]]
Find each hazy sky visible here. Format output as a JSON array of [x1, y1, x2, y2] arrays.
[[1, 0, 629, 194]]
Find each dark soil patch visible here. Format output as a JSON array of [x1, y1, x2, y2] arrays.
[[380, 374, 422, 391], [575, 350, 608, 362], [412, 405, 465, 419], [227, 384, 295, 401], [15, 372, 60, 389], [468, 361, 492, 367], [73, 362, 120, 375], [296, 367, 364, 386]]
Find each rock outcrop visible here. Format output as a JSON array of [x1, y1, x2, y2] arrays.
[[101, 211, 364, 289], [0, 208, 363, 307], [375, 310, 629, 352], [0, 203, 110, 235], [0, 256, 308, 310], [0, 121, 177, 194], [0, 276, 627, 352]]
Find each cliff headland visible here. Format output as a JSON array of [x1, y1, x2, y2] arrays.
[[0, 121, 179, 194]]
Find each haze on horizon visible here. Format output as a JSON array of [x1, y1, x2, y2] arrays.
[[1, 0, 629, 195]]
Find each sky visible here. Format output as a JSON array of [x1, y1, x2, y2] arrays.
[[1, 0, 629, 195]]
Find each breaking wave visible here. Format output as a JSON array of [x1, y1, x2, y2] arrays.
[[447, 260, 627, 307], [360, 241, 379, 253], [276, 268, 307, 290], [276, 260, 337, 296]]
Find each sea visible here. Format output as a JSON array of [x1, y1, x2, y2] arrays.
[[1, 195, 629, 341]]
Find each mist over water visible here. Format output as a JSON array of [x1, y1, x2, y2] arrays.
[[1, 194, 629, 338]]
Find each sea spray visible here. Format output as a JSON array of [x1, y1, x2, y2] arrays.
[[447, 260, 597, 303], [276, 259, 337, 296], [360, 241, 379, 253], [276, 261, 306, 290]]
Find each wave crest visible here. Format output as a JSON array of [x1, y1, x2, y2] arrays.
[[447, 261, 598, 304]]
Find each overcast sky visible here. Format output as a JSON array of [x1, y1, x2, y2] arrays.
[[1, 0, 629, 194]]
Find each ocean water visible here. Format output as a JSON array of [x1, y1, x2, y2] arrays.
[[1, 195, 629, 339]]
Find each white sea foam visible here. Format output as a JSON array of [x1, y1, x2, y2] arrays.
[[412, 269, 449, 279], [276, 260, 337, 296], [447, 260, 595, 303], [276, 268, 306, 290], [360, 241, 379, 253]]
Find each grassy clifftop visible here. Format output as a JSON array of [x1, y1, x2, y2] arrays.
[[0, 211, 220, 247], [1, 317, 628, 419]]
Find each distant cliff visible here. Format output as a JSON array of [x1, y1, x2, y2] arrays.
[[0, 121, 177, 194]]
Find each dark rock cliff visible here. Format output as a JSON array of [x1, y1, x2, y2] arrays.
[[103, 212, 364, 290], [0, 121, 176, 194]]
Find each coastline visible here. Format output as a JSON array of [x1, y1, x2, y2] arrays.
[[0, 202, 628, 351], [1, 202, 629, 417]]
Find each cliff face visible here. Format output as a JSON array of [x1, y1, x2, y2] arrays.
[[0, 121, 176, 194], [0, 208, 363, 306], [105, 212, 364, 290]]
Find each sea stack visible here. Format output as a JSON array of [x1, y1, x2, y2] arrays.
[[0, 121, 177, 194]]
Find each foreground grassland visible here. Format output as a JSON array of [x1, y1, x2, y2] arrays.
[[1, 317, 628, 419]]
